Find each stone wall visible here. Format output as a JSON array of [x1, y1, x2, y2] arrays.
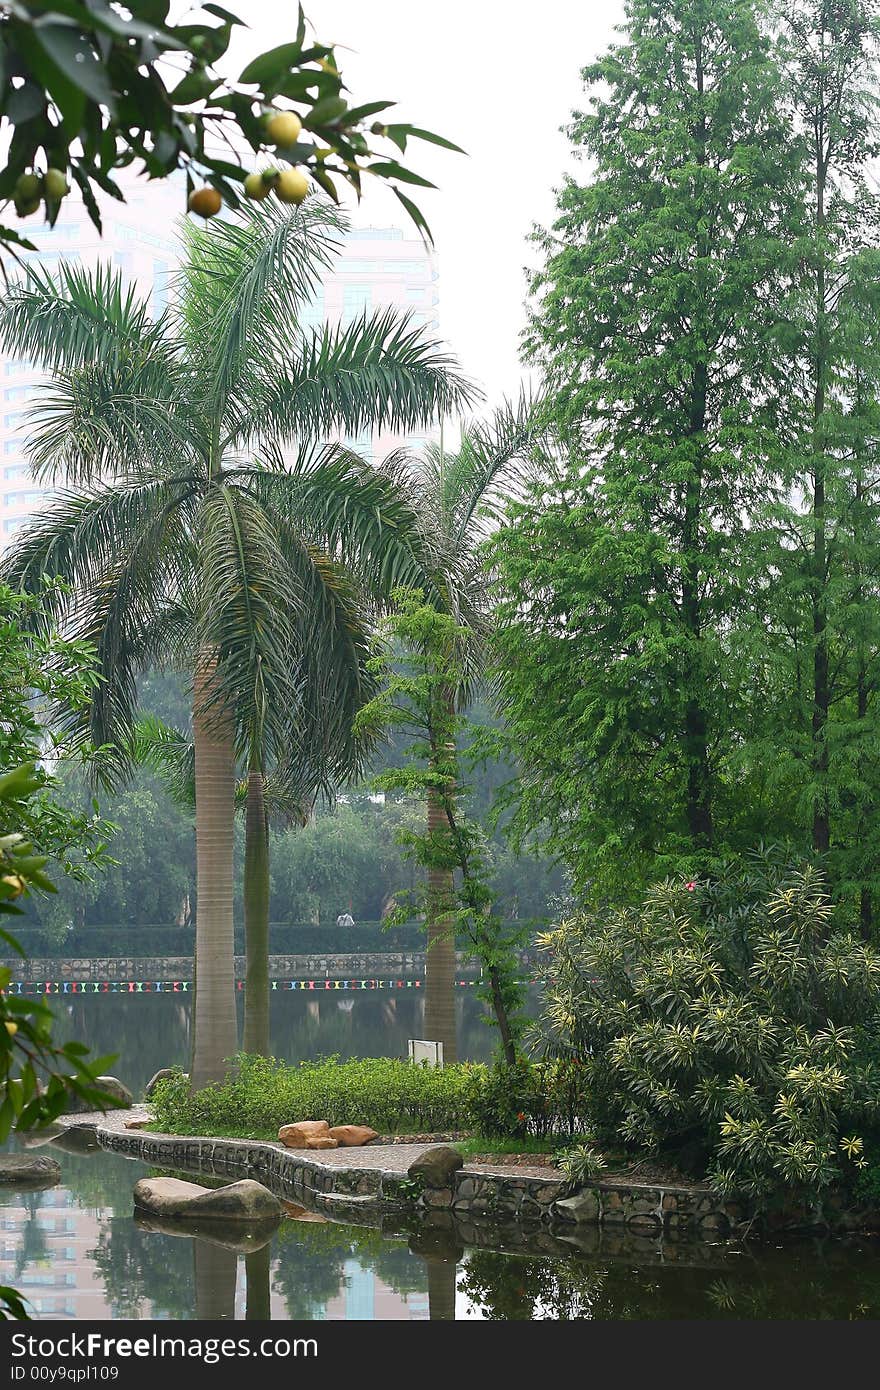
[[2, 951, 483, 983], [94, 1126, 742, 1236]]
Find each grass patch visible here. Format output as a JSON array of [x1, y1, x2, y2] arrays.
[[452, 1134, 562, 1159], [150, 1054, 486, 1139]]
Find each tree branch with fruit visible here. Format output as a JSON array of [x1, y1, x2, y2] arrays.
[[0, 1, 461, 260]]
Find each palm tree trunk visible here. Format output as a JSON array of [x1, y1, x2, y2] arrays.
[[425, 775, 457, 1065], [191, 656, 239, 1088], [243, 759, 271, 1057]]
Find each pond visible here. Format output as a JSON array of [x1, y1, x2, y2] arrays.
[[48, 988, 505, 1095], [3, 1147, 880, 1320]]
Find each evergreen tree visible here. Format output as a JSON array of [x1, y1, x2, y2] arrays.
[[492, 0, 809, 897], [758, 0, 880, 928]]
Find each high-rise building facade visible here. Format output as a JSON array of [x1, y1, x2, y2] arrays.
[[0, 176, 440, 547]]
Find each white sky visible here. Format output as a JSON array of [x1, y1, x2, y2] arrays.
[[223, 1, 625, 408]]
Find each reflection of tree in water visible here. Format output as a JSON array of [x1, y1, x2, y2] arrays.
[[272, 1221, 427, 1319], [426, 1260, 457, 1320], [57, 989, 525, 1097], [62, 1151, 155, 1217], [194, 1240, 237, 1320], [90, 1220, 198, 1319], [246, 1244, 271, 1321], [272, 1223, 348, 1320], [459, 1244, 880, 1320], [13, 1192, 50, 1281]]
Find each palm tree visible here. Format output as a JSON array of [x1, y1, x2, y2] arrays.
[[0, 200, 474, 1086], [393, 397, 542, 1063], [134, 589, 376, 1064]]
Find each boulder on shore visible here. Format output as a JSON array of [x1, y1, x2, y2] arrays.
[[278, 1120, 330, 1148], [407, 1146, 464, 1189], [305, 1136, 338, 1150], [328, 1125, 379, 1147], [144, 1068, 181, 1100], [0, 1153, 61, 1189], [133, 1177, 282, 1224], [62, 1076, 133, 1114]]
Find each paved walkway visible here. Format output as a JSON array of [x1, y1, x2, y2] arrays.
[[60, 1108, 559, 1180]]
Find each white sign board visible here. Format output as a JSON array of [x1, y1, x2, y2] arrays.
[[408, 1038, 444, 1068]]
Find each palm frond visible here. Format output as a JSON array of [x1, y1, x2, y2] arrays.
[[0, 475, 198, 600], [231, 306, 478, 458], [2, 478, 199, 781], [0, 261, 175, 379], [245, 444, 447, 607], [422, 390, 546, 548], [131, 715, 196, 811], [178, 199, 346, 427], [21, 372, 201, 486], [196, 483, 303, 760]]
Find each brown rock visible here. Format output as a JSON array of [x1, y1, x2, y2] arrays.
[[407, 1146, 464, 1188], [278, 1120, 331, 1148], [282, 1202, 328, 1223], [327, 1125, 379, 1147], [124, 1118, 153, 1130], [305, 1136, 338, 1150]]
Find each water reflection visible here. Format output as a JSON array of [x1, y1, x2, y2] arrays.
[[50, 991, 509, 1094], [3, 1148, 880, 1320]]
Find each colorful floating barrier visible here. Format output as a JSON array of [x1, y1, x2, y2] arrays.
[[2, 977, 477, 995]]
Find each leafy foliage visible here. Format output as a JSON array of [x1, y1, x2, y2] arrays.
[[535, 857, 880, 1204], [0, 1, 460, 262], [0, 590, 134, 1318], [149, 1054, 483, 1138], [357, 590, 529, 1064]]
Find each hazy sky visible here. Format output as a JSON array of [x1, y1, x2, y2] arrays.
[[224, 1, 626, 408]]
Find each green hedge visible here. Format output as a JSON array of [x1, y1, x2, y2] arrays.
[[5, 921, 429, 958], [150, 1055, 485, 1138]]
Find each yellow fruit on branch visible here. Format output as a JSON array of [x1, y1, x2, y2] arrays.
[[244, 170, 276, 201], [274, 167, 309, 205], [43, 168, 69, 200], [188, 186, 222, 218], [4, 1021, 18, 1037], [265, 111, 302, 147], [14, 172, 42, 203]]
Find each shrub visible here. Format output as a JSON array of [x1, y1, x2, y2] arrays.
[[150, 1055, 486, 1139], [535, 860, 880, 1204], [466, 1058, 591, 1140]]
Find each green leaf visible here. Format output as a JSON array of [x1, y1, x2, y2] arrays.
[[239, 41, 304, 88], [5, 81, 45, 124], [368, 161, 435, 189], [31, 23, 116, 111], [394, 125, 466, 154]]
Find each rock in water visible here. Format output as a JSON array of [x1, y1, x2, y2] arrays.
[[328, 1125, 379, 1147], [277, 1120, 331, 1147], [51, 1123, 99, 1155], [407, 1146, 464, 1188], [133, 1177, 282, 1224], [0, 1153, 61, 1188], [62, 1076, 133, 1114]]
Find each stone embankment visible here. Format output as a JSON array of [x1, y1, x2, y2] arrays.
[[76, 1109, 745, 1238], [4, 951, 482, 983]]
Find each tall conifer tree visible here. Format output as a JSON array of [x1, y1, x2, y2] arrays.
[[494, 0, 808, 897]]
